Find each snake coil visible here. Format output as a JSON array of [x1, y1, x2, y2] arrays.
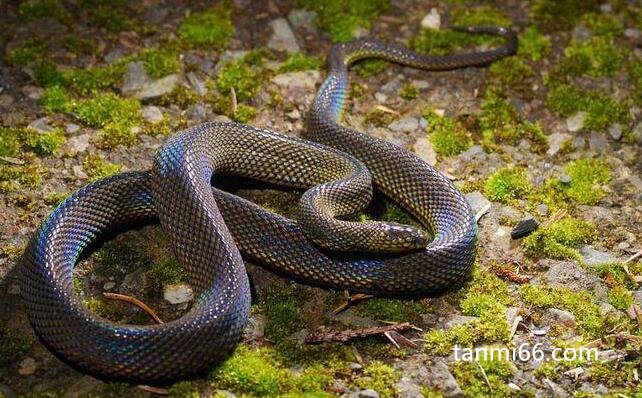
[[22, 26, 517, 382]]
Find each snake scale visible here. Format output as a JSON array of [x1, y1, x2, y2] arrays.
[[21, 26, 517, 382]]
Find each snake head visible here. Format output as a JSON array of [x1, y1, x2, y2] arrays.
[[375, 222, 432, 252]]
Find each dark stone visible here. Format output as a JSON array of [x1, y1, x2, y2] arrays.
[[511, 218, 539, 239]]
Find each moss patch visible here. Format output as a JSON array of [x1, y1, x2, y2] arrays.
[[423, 111, 473, 157], [531, 0, 600, 32], [354, 59, 389, 77], [354, 361, 399, 398], [259, 282, 306, 342], [354, 298, 430, 324], [75, 93, 141, 148], [279, 53, 324, 73], [483, 167, 532, 203], [5, 38, 46, 66], [522, 217, 596, 260], [517, 26, 551, 61], [82, 154, 122, 181], [561, 159, 611, 205], [39, 86, 73, 113], [17, 0, 70, 22], [562, 37, 624, 78], [297, 0, 390, 43], [451, 358, 516, 398], [142, 48, 181, 78], [399, 83, 419, 100], [488, 56, 534, 97], [178, 6, 235, 50]]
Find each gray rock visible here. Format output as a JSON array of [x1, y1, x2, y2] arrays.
[[566, 112, 586, 132], [396, 377, 424, 398], [134, 74, 180, 100], [573, 136, 585, 149], [163, 283, 194, 304], [579, 245, 616, 266], [267, 18, 300, 53], [349, 362, 363, 371], [460, 145, 485, 162], [0, 384, 16, 398], [418, 117, 428, 130], [144, 5, 169, 24], [65, 123, 80, 134], [374, 92, 388, 103], [104, 47, 126, 64], [536, 204, 549, 216], [632, 290, 642, 307], [599, 301, 619, 317], [243, 313, 267, 341], [121, 61, 151, 94], [66, 134, 90, 155], [28, 117, 54, 132], [465, 191, 491, 222], [187, 103, 208, 122], [546, 308, 576, 326], [632, 121, 642, 145], [73, 165, 88, 179], [421, 8, 441, 30], [288, 9, 317, 33], [547, 133, 571, 156], [608, 123, 623, 140], [559, 174, 571, 184], [543, 261, 604, 297], [121, 269, 147, 294], [141, 106, 164, 123], [272, 71, 320, 90], [589, 131, 608, 151], [624, 28, 641, 40], [443, 314, 477, 329], [63, 376, 103, 398], [430, 360, 463, 397], [358, 389, 379, 398], [413, 137, 437, 166], [388, 117, 419, 133], [186, 72, 207, 96]]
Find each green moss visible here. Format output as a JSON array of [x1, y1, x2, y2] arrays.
[[364, 108, 395, 127], [0, 155, 43, 193], [17, 392, 60, 398], [259, 282, 306, 342], [519, 285, 609, 338], [178, 6, 235, 50], [354, 361, 399, 398], [5, 38, 46, 66], [399, 83, 419, 100], [168, 381, 199, 398], [546, 84, 629, 132], [488, 56, 534, 96], [76, 93, 140, 128], [582, 13, 624, 39], [297, 0, 390, 43], [84, 297, 122, 319], [484, 167, 532, 203], [63, 64, 126, 96], [562, 159, 611, 205], [17, 0, 70, 22], [98, 121, 139, 149], [452, 358, 516, 398], [522, 217, 596, 260], [563, 37, 624, 78], [142, 48, 181, 78], [23, 128, 66, 155], [146, 257, 183, 295], [39, 86, 73, 113], [425, 268, 511, 355], [353, 59, 389, 77], [157, 86, 200, 109], [279, 53, 324, 73], [82, 154, 121, 181], [595, 262, 637, 311], [0, 127, 21, 157], [423, 111, 472, 156], [627, 60, 642, 103], [233, 103, 258, 123], [216, 59, 264, 102], [0, 325, 32, 367], [531, 0, 600, 32], [89, 6, 133, 33], [61, 36, 99, 57], [34, 61, 67, 87], [452, 6, 509, 27], [517, 26, 551, 61], [354, 298, 430, 324]]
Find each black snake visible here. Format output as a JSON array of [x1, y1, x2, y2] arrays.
[[21, 26, 517, 382]]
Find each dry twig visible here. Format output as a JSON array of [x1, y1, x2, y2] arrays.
[[103, 292, 164, 324], [305, 322, 414, 345]]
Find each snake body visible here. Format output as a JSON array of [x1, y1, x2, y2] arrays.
[[21, 26, 517, 382]]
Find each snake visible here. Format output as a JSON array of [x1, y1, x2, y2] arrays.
[[21, 26, 517, 382]]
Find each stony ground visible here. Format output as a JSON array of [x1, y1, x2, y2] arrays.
[[1, 0, 641, 397]]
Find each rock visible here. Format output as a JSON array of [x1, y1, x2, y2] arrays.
[[396, 377, 423, 398], [536, 204, 549, 216], [544, 378, 570, 398], [599, 301, 619, 317], [566, 112, 586, 132], [573, 136, 585, 149], [144, 5, 169, 25], [65, 123, 80, 134], [187, 103, 207, 121], [559, 174, 571, 184], [286, 108, 301, 120], [429, 360, 463, 397], [358, 389, 379, 398], [413, 137, 437, 166], [420, 8, 441, 30], [103, 281, 116, 291], [624, 28, 641, 40], [388, 117, 419, 133], [141, 106, 164, 123], [0, 384, 16, 398], [632, 290, 642, 307], [589, 131, 608, 151], [120, 269, 146, 294], [63, 376, 103, 398], [546, 308, 576, 326], [214, 390, 237, 398], [633, 121, 642, 145], [465, 191, 491, 222], [349, 362, 363, 371], [134, 74, 180, 100], [267, 18, 300, 53], [543, 261, 604, 296], [163, 283, 194, 304], [28, 117, 54, 133], [579, 246, 616, 266], [374, 92, 387, 103], [608, 123, 623, 140], [443, 314, 477, 329], [272, 71, 320, 90], [121, 61, 151, 94], [418, 117, 428, 130], [547, 133, 571, 156], [66, 134, 90, 155], [18, 357, 36, 376], [73, 165, 88, 179], [243, 313, 267, 341], [288, 9, 317, 33], [186, 72, 207, 96], [104, 47, 126, 64], [511, 218, 539, 239]]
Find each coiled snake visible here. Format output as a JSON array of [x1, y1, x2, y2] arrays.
[[21, 26, 517, 382]]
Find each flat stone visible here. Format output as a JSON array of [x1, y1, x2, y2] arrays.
[[465, 191, 491, 221], [358, 389, 379, 398], [633, 290, 642, 307], [63, 376, 103, 398], [608, 123, 623, 140], [164, 283, 194, 304], [536, 204, 549, 216], [388, 117, 419, 133], [413, 137, 437, 166], [589, 131, 608, 151], [421, 8, 441, 30], [121, 61, 151, 94], [272, 71, 320, 90], [579, 245, 616, 266], [559, 174, 571, 184], [288, 9, 317, 33], [65, 123, 80, 134], [374, 92, 388, 103], [28, 117, 54, 132], [141, 105, 164, 123], [430, 360, 463, 397], [121, 269, 147, 294], [18, 357, 36, 376], [566, 111, 586, 132], [547, 132, 571, 156], [186, 72, 207, 96], [73, 165, 88, 179], [187, 103, 207, 122], [633, 121, 642, 145], [546, 308, 576, 326], [134, 74, 180, 100], [544, 261, 604, 296], [66, 134, 90, 155], [267, 18, 300, 53], [396, 377, 423, 398]]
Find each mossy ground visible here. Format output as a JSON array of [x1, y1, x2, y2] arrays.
[[0, 0, 641, 397]]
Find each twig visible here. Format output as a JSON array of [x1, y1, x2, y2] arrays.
[[332, 292, 374, 315], [491, 264, 531, 284], [509, 315, 523, 340], [475, 361, 492, 391], [137, 385, 169, 395], [581, 332, 642, 349], [230, 87, 238, 115], [305, 322, 414, 344], [374, 104, 400, 115], [623, 249, 642, 265], [103, 292, 164, 324]]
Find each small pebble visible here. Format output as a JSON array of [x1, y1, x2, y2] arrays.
[[420, 8, 441, 30], [18, 358, 36, 376], [164, 283, 194, 304], [536, 204, 549, 216], [511, 218, 539, 239], [608, 123, 622, 141], [559, 174, 572, 184]]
